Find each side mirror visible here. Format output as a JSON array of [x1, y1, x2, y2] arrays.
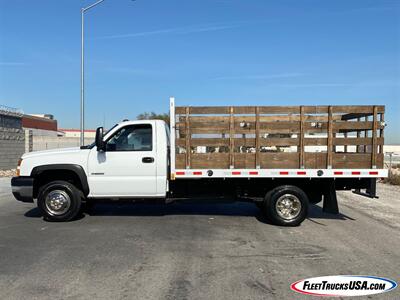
[[95, 127, 105, 152]]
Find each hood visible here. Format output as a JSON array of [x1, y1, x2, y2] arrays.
[[22, 147, 85, 159]]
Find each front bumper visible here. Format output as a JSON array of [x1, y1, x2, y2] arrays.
[[11, 177, 34, 203]]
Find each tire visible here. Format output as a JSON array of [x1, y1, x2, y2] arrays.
[[263, 185, 309, 226], [37, 180, 82, 222]]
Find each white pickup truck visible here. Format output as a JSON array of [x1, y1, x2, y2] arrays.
[[11, 98, 387, 226]]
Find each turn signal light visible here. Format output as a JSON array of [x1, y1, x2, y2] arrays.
[[16, 158, 22, 177]]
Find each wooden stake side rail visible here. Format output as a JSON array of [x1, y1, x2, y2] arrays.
[[173, 102, 385, 170]]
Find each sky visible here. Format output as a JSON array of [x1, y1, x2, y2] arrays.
[[0, 0, 399, 143]]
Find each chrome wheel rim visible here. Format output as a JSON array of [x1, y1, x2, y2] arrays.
[[45, 190, 71, 216], [275, 194, 302, 220]]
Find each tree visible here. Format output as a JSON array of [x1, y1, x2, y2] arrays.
[[137, 112, 169, 125]]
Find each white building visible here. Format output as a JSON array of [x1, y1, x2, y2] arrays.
[[59, 129, 96, 138]]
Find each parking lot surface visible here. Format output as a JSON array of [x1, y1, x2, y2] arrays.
[[0, 178, 399, 299]]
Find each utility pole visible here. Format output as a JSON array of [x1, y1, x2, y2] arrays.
[[81, 0, 105, 146]]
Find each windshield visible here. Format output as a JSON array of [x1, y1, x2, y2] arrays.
[[80, 123, 119, 149]]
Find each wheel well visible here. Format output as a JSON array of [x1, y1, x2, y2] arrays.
[[33, 170, 83, 198]]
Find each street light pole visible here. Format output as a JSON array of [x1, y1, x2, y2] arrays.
[[80, 0, 105, 146]]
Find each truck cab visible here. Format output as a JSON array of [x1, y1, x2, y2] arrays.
[[86, 120, 169, 198], [12, 120, 170, 221]]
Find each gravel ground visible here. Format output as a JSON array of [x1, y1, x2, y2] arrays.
[[0, 178, 399, 299], [0, 169, 16, 177]]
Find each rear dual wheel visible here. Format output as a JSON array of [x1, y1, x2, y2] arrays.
[[262, 185, 309, 226]]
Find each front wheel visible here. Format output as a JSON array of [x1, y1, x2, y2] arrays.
[[263, 185, 309, 226], [37, 180, 82, 222]]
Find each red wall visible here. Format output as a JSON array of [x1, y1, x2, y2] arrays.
[[22, 115, 57, 131]]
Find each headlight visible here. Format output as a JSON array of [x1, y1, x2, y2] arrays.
[[16, 158, 22, 176]]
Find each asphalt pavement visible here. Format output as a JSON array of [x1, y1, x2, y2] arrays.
[[0, 178, 399, 299]]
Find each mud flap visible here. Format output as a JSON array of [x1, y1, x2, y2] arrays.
[[323, 179, 339, 214]]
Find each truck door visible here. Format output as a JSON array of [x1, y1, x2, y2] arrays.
[[87, 123, 158, 197]]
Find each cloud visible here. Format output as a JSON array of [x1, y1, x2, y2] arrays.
[[95, 22, 250, 40], [213, 72, 307, 81]]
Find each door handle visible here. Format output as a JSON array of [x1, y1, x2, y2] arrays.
[[142, 157, 154, 163]]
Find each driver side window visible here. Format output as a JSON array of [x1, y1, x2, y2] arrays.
[[106, 124, 152, 151]]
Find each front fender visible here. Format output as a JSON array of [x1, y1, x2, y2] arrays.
[[31, 164, 89, 196]]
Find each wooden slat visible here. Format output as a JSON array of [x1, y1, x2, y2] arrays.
[[177, 121, 229, 129], [233, 106, 256, 114], [258, 106, 300, 114], [181, 115, 341, 123], [332, 106, 384, 114], [180, 116, 229, 122], [185, 107, 190, 168], [179, 126, 383, 135], [229, 106, 234, 168], [190, 106, 230, 114], [178, 137, 384, 148], [255, 107, 260, 168], [302, 106, 329, 114], [178, 120, 302, 130], [178, 151, 384, 169], [178, 127, 231, 134], [261, 138, 299, 146], [334, 121, 379, 131], [299, 106, 304, 168], [341, 112, 373, 121], [175, 107, 186, 114], [176, 106, 231, 114], [176, 105, 384, 115], [379, 112, 384, 154], [179, 119, 380, 132], [356, 117, 361, 153], [176, 153, 186, 169], [305, 153, 327, 169], [232, 138, 256, 147], [371, 106, 378, 168], [235, 153, 256, 169], [304, 138, 327, 146], [191, 153, 230, 169], [176, 138, 229, 147], [304, 106, 383, 114], [233, 138, 300, 147], [333, 132, 337, 153], [180, 127, 325, 135], [327, 106, 333, 168], [333, 137, 383, 146], [259, 152, 299, 169], [332, 153, 382, 169], [364, 116, 368, 153]]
